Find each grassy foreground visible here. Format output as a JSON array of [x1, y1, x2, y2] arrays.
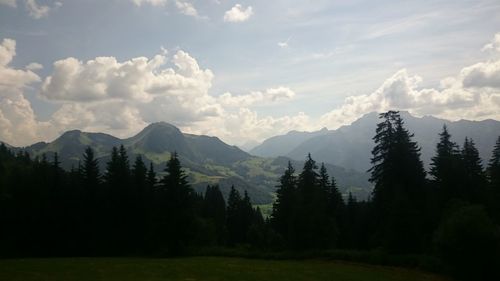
[[0, 257, 450, 281]]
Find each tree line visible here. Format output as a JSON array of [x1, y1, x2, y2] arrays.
[[1, 110, 500, 279], [0, 146, 264, 256]]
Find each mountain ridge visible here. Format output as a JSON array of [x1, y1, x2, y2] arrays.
[[9, 121, 372, 204], [253, 111, 500, 172]]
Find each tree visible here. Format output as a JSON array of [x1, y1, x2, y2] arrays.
[[132, 155, 147, 195], [159, 152, 195, 254], [226, 186, 244, 245], [293, 154, 335, 249], [430, 125, 463, 203], [202, 185, 226, 244], [369, 111, 427, 253], [82, 146, 100, 197], [146, 162, 157, 191], [433, 202, 500, 280], [461, 137, 487, 203], [488, 136, 500, 189], [487, 136, 500, 222], [271, 161, 297, 242]]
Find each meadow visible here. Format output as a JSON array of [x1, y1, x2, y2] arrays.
[[0, 257, 450, 281]]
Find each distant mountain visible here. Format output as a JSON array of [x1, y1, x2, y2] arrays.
[[14, 122, 371, 203], [255, 112, 500, 173], [250, 127, 329, 157], [238, 140, 261, 152]]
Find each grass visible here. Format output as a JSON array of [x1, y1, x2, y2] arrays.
[[0, 256, 451, 281]]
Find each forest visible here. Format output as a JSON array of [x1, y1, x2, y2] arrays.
[[1, 111, 499, 280]]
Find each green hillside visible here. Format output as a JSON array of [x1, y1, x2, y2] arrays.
[[18, 122, 372, 204]]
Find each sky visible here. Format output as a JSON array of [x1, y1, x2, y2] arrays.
[[1, 0, 500, 147]]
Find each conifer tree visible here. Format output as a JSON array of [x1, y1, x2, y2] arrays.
[[271, 161, 297, 241], [294, 154, 335, 249], [226, 186, 243, 245], [430, 125, 463, 203], [160, 152, 195, 254], [202, 185, 226, 244], [488, 136, 500, 189], [146, 162, 157, 190], [82, 146, 100, 195], [461, 137, 487, 203], [132, 155, 147, 194], [369, 111, 427, 253], [487, 136, 500, 222]]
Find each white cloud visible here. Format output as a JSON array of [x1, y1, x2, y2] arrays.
[[218, 86, 295, 107], [0, 0, 16, 8], [175, 0, 198, 17], [187, 109, 313, 146], [320, 66, 500, 129], [224, 4, 253, 23], [0, 38, 50, 146], [41, 51, 214, 104], [25, 0, 50, 19], [131, 0, 202, 18], [131, 0, 167, 6], [482, 32, 500, 52], [38, 49, 223, 138], [26, 62, 43, 70]]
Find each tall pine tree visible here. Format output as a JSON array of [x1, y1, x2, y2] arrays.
[[369, 111, 427, 253]]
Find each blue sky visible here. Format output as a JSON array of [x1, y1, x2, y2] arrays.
[[1, 0, 500, 147]]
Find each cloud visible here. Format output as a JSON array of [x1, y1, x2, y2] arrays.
[[38, 49, 223, 138], [175, 0, 199, 17], [41, 51, 214, 104], [131, 0, 167, 6], [26, 62, 43, 70], [187, 108, 313, 146], [131, 0, 202, 18], [462, 60, 500, 89], [25, 0, 50, 19], [278, 37, 291, 48], [320, 63, 500, 129], [0, 38, 50, 146], [218, 86, 295, 107], [482, 32, 500, 52], [0, 0, 16, 7], [224, 4, 253, 23]]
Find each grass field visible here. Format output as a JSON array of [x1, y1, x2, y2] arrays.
[[0, 257, 450, 281]]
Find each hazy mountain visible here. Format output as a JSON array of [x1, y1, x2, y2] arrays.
[[13, 122, 371, 203], [258, 112, 500, 173], [250, 127, 329, 157], [238, 140, 261, 152]]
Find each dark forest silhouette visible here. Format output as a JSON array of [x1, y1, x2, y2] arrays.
[[1, 111, 499, 279]]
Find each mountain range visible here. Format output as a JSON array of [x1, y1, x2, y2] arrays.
[[2, 122, 371, 204], [251, 111, 500, 172]]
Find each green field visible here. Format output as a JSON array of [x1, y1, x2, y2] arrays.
[[0, 257, 450, 281]]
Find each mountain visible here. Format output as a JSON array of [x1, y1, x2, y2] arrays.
[[255, 112, 500, 173], [238, 140, 261, 152], [250, 127, 329, 157], [15, 122, 371, 203]]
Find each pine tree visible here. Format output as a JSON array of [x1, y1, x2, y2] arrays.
[[487, 136, 500, 223], [159, 152, 195, 254], [146, 162, 157, 191], [271, 161, 297, 242], [202, 185, 226, 244], [226, 186, 243, 245], [430, 125, 463, 203], [369, 111, 427, 253], [488, 136, 500, 189], [461, 137, 487, 203], [132, 155, 147, 194], [294, 154, 335, 249], [82, 146, 100, 196]]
